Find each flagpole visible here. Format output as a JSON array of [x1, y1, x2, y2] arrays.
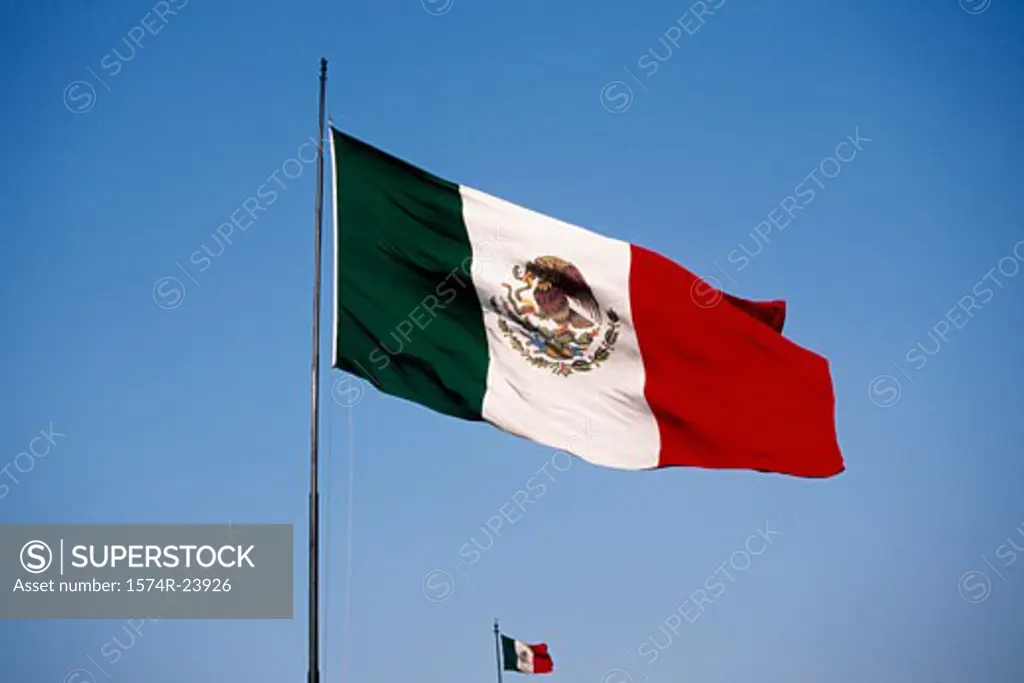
[[494, 619, 504, 683], [309, 56, 328, 683]]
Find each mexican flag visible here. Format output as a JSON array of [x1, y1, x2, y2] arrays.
[[501, 635, 553, 674], [329, 128, 844, 478]]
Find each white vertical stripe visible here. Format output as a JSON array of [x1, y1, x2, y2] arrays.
[[513, 640, 535, 674], [461, 185, 660, 470]]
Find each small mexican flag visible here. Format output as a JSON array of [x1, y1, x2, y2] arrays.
[[501, 634, 553, 674], [329, 128, 844, 478]]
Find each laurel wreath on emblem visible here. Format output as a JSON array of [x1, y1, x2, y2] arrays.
[[488, 255, 620, 377]]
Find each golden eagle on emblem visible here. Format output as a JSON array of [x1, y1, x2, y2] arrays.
[[519, 255, 601, 329], [491, 255, 619, 376]]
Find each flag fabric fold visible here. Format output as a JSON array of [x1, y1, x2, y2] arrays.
[[329, 127, 844, 478], [501, 634, 553, 674]]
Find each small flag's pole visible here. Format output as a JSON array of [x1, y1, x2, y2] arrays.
[[308, 56, 328, 683], [494, 619, 504, 683]]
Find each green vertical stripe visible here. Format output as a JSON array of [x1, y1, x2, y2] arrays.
[[331, 128, 489, 420], [501, 635, 521, 672]]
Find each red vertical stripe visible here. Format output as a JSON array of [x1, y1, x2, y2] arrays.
[[529, 644, 553, 674], [629, 245, 844, 478], [721, 293, 786, 333]]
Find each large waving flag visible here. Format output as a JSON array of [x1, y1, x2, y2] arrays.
[[329, 127, 844, 478]]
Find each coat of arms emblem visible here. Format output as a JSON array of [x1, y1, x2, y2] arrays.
[[488, 255, 620, 376]]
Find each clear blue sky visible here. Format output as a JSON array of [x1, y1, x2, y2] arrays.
[[2, 0, 1023, 681]]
